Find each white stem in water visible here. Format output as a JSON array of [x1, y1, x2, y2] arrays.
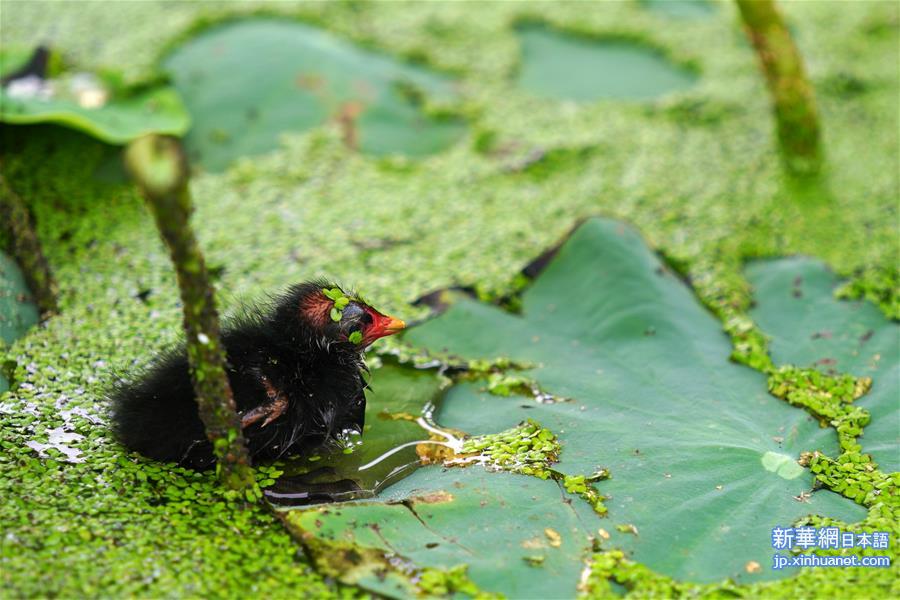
[[357, 440, 456, 472], [416, 417, 463, 448]]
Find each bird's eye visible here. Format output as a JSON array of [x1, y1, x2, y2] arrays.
[[338, 303, 369, 336], [341, 303, 364, 321]]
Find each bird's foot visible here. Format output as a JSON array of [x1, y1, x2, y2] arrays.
[[240, 394, 288, 429]]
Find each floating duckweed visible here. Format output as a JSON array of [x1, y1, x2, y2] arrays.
[[563, 472, 610, 516], [2, 1, 897, 596], [768, 366, 871, 453], [467, 357, 515, 372], [810, 451, 899, 510], [481, 372, 564, 405], [580, 550, 744, 597], [485, 372, 533, 396], [417, 564, 495, 598], [322, 287, 351, 321], [835, 265, 900, 320], [254, 464, 283, 489], [348, 331, 363, 345], [453, 419, 560, 480]]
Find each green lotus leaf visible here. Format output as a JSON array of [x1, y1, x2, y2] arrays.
[[163, 19, 465, 172], [747, 258, 899, 472], [0, 251, 39, 392], [516, 24, 696, 101], [641, 0, 716, 19], [282, 218, 865, 595], [0, 47, 34, 79], [0, 55, 190, 144], [286, 468, 594, 599]]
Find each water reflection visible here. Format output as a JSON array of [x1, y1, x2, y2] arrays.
[[265, 362, 458, 506]]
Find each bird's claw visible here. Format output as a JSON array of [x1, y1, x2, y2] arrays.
[[240, 372, 289, 429], [260, 395, 288, 427], [240, 405, 267, 428], [240, 394, 287, 429]]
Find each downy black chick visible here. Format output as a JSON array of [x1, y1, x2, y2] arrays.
[[110, 280, 405, 469]]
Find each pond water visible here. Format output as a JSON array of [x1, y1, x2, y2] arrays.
[[0, 251, 39, 392], [516, 24, 697, 101], [264, 363, 457, 506], [164, 19, 465, 172]]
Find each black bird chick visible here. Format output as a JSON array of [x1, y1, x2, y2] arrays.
[[110, 281, 405, 470]]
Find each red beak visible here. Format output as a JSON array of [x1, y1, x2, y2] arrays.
[[368, 313, 405, 342]]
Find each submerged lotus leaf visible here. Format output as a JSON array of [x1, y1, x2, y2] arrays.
[[746, 258, 900, 472], [0, 49, 189, 144], [516, 24, 696, 101], [163, 19, 465, 171], [266, 364, 447, 506], [641, 0, 716, 19], [0, 252, 39, 392], [285, 218, 865, 594]]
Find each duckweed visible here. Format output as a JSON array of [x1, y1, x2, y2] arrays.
[[0, 0, 896, 597]]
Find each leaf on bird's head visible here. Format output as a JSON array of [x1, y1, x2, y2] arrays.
[[348, 331, 363, 344], [322, 286, 371, 324], [322, 287, 344, 302], [323, 287, 350, 321]]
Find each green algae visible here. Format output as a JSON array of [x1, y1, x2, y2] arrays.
[[0, 0, 897, 597], [0, 129, 341, 598]]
